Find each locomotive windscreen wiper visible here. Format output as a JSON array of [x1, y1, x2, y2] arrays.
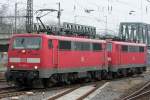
[[21, 38, 26, 49]]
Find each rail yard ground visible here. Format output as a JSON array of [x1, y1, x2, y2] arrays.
[[0, 64, 6, 81], [0, 68, 149, 100], [0, 64, 6, 71], [90, 70, 150, 100]]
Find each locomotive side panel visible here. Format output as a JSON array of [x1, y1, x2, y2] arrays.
[[109, 41, 147, 72], [120, 45, 146, 67], [58, 51, 106, 71], [57, 41, 107, 72]]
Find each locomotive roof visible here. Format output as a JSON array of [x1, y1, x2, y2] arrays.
[[47, 35, 106, 43], [111, 41, 146, 46], [12, 34, 146, 46], [13, 33, 106, 43]]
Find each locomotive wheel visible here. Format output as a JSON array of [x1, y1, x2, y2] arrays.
[[62, 74, 71, 85], [85, 72, 92, 82], [112, 72, 118, 78], [95, 71, 101, 81], [101, 70, 107, 79], [46, 80, 54, 88], [107, 72, 113, 80], [32, 79, 45, 88], [15, 78, 30, 88], [137, 68, 142, 74], [143, 67, 147, 71], [68, 73, 77, 83], [127, 68, 134, 76], [140, 67, 143, 74], [15, 81, 23, 88], [122, 69, 127, 77], [134, 68, 139, 74], [126, 69, 131, 76], [143, 67, 146, 71], [64, 78, 71, 85], [117, 70, 123, 78], [43, 79, 54, 88]]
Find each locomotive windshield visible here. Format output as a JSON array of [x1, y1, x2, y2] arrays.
[[13, 37, 41, 49]]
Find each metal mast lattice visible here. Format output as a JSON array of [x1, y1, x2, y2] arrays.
[[26, 0, 33, 33]]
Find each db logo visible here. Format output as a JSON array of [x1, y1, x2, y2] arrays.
[[132, 57, 135, 61], [81, 57, 85, 62]]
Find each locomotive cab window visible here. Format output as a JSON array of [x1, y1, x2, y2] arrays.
[[13, 37, 41, 49], [59, 40, 71, 50]]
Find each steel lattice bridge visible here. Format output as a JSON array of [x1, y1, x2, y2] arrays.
[[119, 22, 150, 47]]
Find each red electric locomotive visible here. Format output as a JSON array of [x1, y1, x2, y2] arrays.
[[5, 33, 147, 87], [107, 41, 147, 77], [6, 33, 108, 87]]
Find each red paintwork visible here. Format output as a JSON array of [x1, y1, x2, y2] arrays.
[[58, 51, 106, 69], [8, 33, 107, 70], [108, 41, 147, 69], [8, 35, 42, 70], [7, 33, 147, 72]]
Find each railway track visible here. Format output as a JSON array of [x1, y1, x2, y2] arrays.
[[46, 81, 107, 100], [0, 73, 144, 100], [121, 81, 150, 100], [0, 86, 25, 99], [0, 81, 107, 99], [0, 79, 6, 83], [0, 86, 15, 93], [0, 72, 146, 100], [0, 75, 143, 99]]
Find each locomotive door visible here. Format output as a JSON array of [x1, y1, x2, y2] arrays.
[[52, 39, 58, 68], [117, 45, 121, 66], [106, 43, 112, 69]]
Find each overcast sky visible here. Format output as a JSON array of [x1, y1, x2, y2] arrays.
[[1, 0, 150, 34]]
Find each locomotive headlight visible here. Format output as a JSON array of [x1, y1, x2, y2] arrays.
[[22, 50, 26, 53], [34, 66, 38, 70], [10, 65, 14, 69]]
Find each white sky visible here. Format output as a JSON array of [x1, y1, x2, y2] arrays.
[[1, 0, 150, 34]]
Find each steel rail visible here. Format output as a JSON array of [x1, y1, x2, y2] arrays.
[[48, 85, 80, 100], [127, 90, 150, 100], [122, 81, 150, 100], [47, 81, 106, 100], [77, 84, 98, 100]]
